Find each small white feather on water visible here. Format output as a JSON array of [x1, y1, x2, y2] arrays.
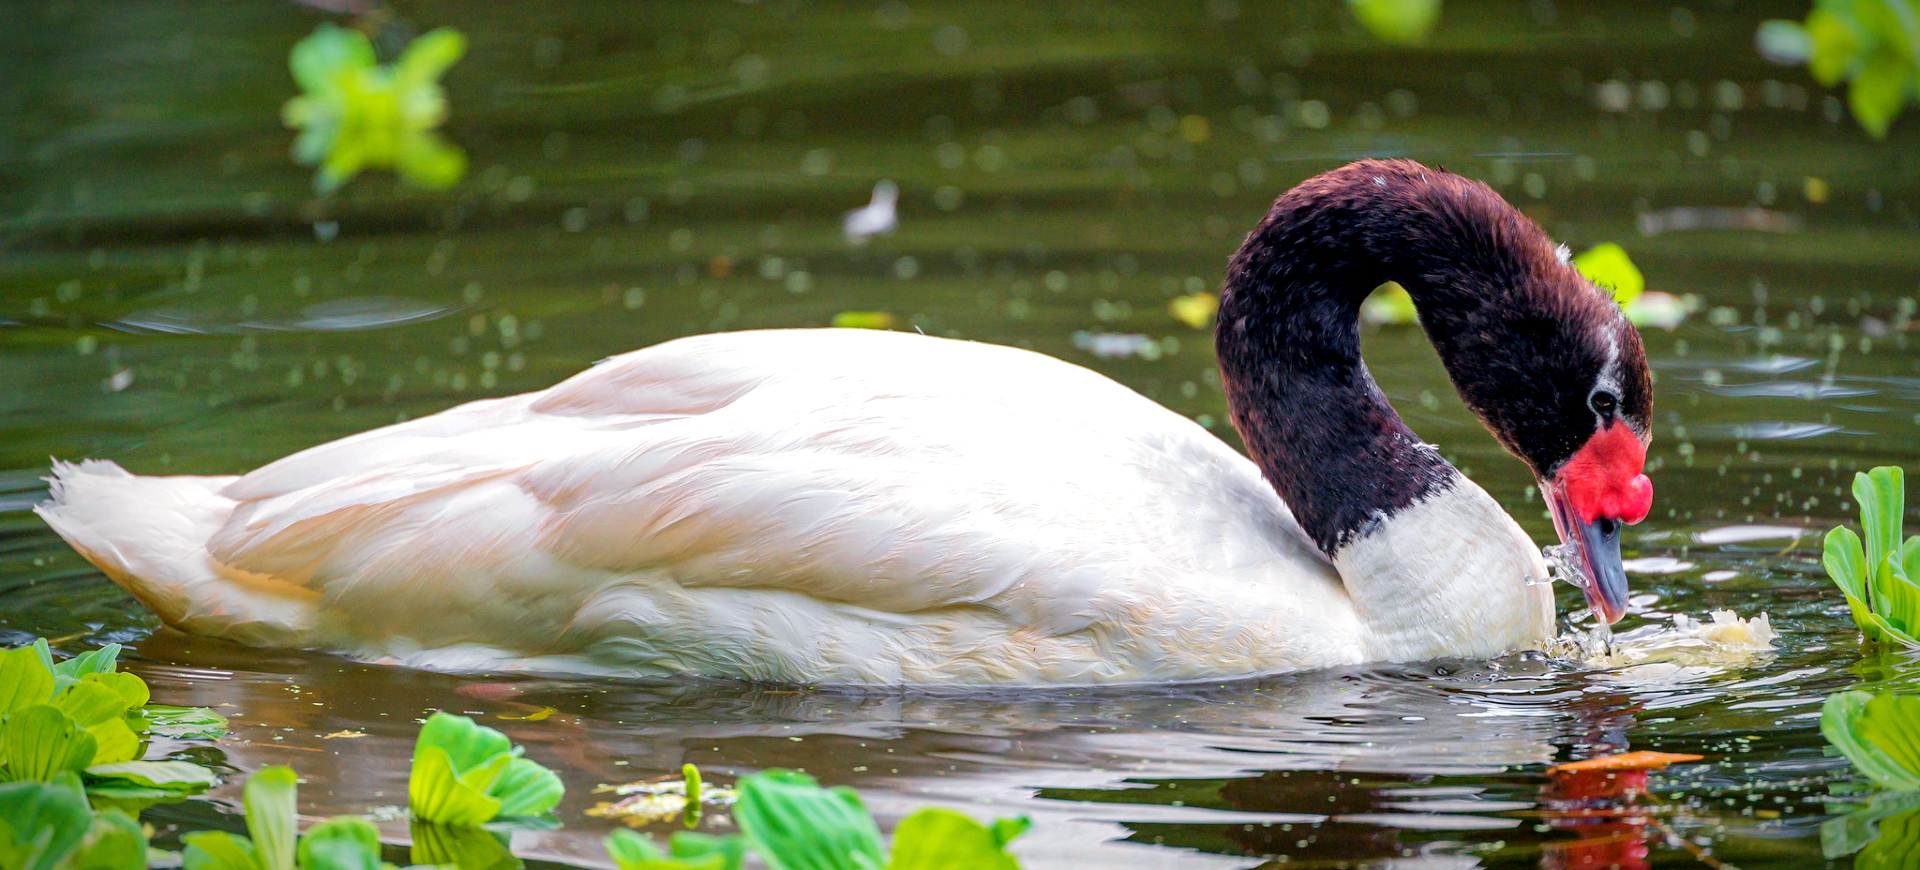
[[844, 180, 898, 245]]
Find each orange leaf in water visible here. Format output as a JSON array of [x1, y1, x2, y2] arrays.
[[1547, 751, 1703, 775]]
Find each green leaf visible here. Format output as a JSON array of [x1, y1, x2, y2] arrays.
[[80, 673, 149, 711], [70, 809, 148, 870], [0, 646, 55, 714], [603, 831, 741, 870], [1850, 51, 1912, 137], [1827, 526, 1870, 602], [395, 29, 466, 86], [243, 767, 299, 870], [409, 821, 520, 870], [1823, 691, 1920, 791], [1348, 0, 1442, 46], [289, 24, 377, 94], [886, 809, 1024, 870], [734, 770, 885, 870], [85, 760, 216, 796], [1857, 468, 1906, 574], [53, 646, 122, 682], [52, 682, 130, 730], [0, 774, 93, 870], [417, 714, 512, 775], [1807, 7, 1864, 85], [989, 817, 1031, 849], [1859, 693, 1920, 781], [409, 713, 559, 824], [1859, 802, 1920, 868], [683, 763, 703, 828], [297, 818, 385, 870], [2, 706, 97, 782], [669, 834, 744, 870], [489, 756, 563, 819], [409, 747, 502, 826], [1572, 243, 1645, 306], [182, 831, 260, 870], [142, 705, 230, 740]]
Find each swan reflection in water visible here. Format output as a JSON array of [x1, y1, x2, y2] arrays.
[[125, 615, 1809, 869]]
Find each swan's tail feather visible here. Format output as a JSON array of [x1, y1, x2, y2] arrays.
[[34, 460, 318, 647]]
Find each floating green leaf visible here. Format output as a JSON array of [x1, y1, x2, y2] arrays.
[[182, 830, 261, 870], [734, 770, 885, 870], [604, 830, 736, 870], [886, 809, 1027, 870], [1758, 1, 1920, 137], [1349, 0, 1442, 45], [143, 705, 230, 740], [84, 761, 216, 798], [297, 818, 384, 870], [282, 23, 469, 194], [0, 647, 54, 715], [1572, 243, 1645, 305], [52, 646, 121, 684], [408, 713, 562, 825], [1824, 691, 1920, 791], [245, 767, 299, 870], [0, 774, 93, 870], [2, 706, 97, 783], [69, 809, 148, 870]]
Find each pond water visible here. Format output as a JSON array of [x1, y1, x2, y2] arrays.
[[6, 0, 1920, 867]]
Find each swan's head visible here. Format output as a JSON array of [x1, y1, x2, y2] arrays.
[[1432, 250, 1654, 625]]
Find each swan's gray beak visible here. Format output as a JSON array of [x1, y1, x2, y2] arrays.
[[1541, 483, 1631, 624]]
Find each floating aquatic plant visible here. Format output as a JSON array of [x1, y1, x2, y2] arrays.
[[182, 766, 394, 870], [408, 712, 563, 826], [0, 641, 223, 804], [1348, 0, 1443, 46], [1823, 467, 1920, 647], [1167, 293, 1218, 330], [1361, 243, 1694, 329], [1759, 1, 1920, 138], [1820, 690, 1920, 860], [282, 23, 468, 194], [605, 829, 746, 870], [0, 772, 147, 870], [733, 769, 1027, 870]]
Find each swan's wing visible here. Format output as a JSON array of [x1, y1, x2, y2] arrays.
[[204, 330, 1335, 657]]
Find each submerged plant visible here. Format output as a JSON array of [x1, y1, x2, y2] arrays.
[[0, 641, 223, 804], [408, 713, 563, 826], [282, 23, 468, 194], [1758, 1, 1920, 138], [1823, 466, 1920, 647]]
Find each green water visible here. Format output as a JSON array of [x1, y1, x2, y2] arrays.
[[6, 0, 1920, 866]]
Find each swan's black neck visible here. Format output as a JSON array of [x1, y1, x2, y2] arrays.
[[1217, 160, 1605, 556]]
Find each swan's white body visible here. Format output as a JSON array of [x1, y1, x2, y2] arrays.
[[38, 329, 1553, 684]]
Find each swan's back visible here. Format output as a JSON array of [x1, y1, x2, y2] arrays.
[[41, 329, 1356, 683]]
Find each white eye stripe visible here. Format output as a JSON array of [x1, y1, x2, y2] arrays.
[[1590, 332, 1623, 427]]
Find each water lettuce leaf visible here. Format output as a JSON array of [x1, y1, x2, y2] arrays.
[[734, 770, 885, 870], [70, 808, 148, 870], [408, 713, 562, 825], [0, 647, 55, 716], [0, 773, 93, 870], [85, 760, 216, 796], [296, 818, 385, 870], [2, 706, 98, 783], [143, 705, 231, 740], [1349, 0, 1442, 46], [604, 830, 744, 870], [53, 646, 122, 684], [1823, 691, 1920, 792], [1825, 468, 1920, 646], [246, 767, 299, 870], [182, 831, 261, 870], [886, 808, 1027, 870]]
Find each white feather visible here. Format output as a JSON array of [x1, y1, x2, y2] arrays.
[[36, 329, 1552, 684]]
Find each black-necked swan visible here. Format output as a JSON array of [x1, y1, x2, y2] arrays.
[[36, 159, 1654, 684]]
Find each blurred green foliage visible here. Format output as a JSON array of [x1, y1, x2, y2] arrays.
[[281, 23, 468, 194], [1349, 0, 1443, 46], [1759, 0, 1920, 137]]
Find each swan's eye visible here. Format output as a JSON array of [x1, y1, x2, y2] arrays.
[[1589, 390, 1618, 418]]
